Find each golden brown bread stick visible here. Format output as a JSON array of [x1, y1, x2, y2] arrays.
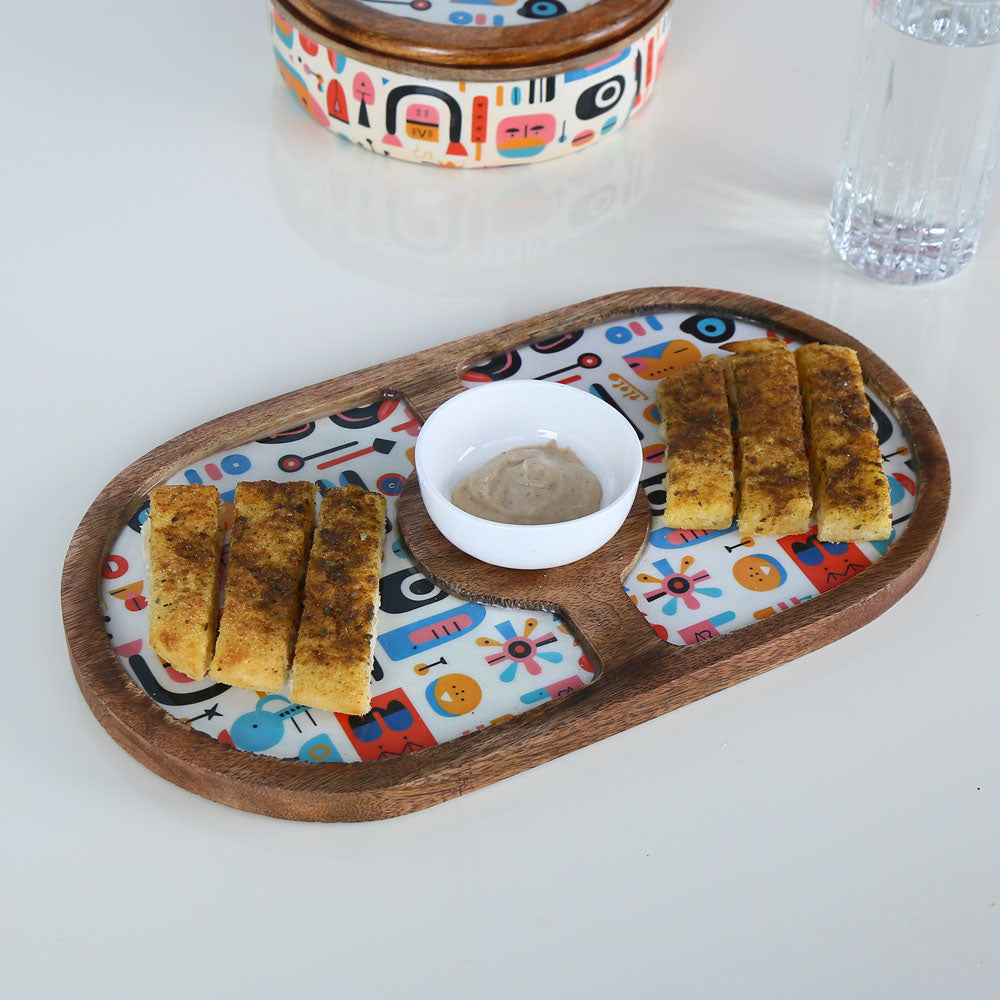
[[657, 356, 736, 530], [725, 339, 813, 535], [795, 343, 892, 542], [722, 338, 787, 354], [145, 484, 224, 680], [291, 486, 386, 716], [209, 480, 315, 692]]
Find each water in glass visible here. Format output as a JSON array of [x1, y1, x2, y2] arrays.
[[830, 0, 1000, 283]]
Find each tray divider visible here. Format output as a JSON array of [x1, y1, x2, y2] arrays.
[[396, 479, 660, 677]]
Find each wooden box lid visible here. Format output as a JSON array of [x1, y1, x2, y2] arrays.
[[277, 0, 672, 76]]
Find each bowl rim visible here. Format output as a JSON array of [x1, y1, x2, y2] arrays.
[[415, 380, 644, 533], [274, 0, 672, 80]]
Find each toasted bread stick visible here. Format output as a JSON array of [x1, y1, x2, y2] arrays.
[[144, 484, 224, 680], [209, 481, 315, 692], [657, 356, 736, 530], [721, 338, 788, 355], [291, 486, 386, 716], [795, 343, 892, 542], [725, 339, 813, 535]]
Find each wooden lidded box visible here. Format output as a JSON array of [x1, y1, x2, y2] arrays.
[[271, 0, 673, 167]]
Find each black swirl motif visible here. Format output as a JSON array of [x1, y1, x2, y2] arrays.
[[127, 654, 231, 707], [465, 351, 523, 382], [256, 422, 316, 444], [531, 330, 585, 354], [329, 400, 393, 429]]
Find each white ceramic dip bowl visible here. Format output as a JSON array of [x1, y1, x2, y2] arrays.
[[415, 380, 643, 569]]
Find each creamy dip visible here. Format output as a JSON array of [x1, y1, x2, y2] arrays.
[[451, 440, 602, 525]]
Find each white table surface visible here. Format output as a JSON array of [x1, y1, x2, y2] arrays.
[[3, 1, 997, 996]]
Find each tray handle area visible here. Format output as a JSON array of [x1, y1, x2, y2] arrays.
[[395, 477, 665, 677]]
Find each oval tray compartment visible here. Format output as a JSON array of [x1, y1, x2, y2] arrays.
[[61, 289, 950, 821]]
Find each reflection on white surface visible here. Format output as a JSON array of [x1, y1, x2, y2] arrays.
[[814, 267, 961, 418], [267, 84, 654, 295]]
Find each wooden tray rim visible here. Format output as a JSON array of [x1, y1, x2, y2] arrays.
[[61, 287, 951, 822]]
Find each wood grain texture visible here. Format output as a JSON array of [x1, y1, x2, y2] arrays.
[[61, 288, 951, 822], [397, 483, 660, 675], [275, 0, 671, 80]]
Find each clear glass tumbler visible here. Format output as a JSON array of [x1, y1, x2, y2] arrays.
[[829, 0, 1000, 283]]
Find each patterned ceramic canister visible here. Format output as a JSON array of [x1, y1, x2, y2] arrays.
[[271, 0, 672, 167]]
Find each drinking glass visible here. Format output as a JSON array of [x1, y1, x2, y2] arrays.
[[829, 0, 1000, 283]]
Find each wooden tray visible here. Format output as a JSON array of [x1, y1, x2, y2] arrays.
[[61, 288, 950, 822]]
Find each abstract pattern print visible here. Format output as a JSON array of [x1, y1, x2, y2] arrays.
[[357, 0, 593, 29], [271, 3, 670, 167], [101, 311, 916, 763], [101, 399, 594, 764], [461, 314, 917, 645]]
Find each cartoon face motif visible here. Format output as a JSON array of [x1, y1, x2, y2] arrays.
[[426, 673, 483, 717], [496, 114, 557, 159], [733, 554, 787, 592], [340, 689, 437, 761], [779, 531, 872, 594], [625, 339, 702, 380], [406, 103, 440, 142]]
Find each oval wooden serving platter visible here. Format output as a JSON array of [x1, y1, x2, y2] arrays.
[[61, 289, 950, 822]]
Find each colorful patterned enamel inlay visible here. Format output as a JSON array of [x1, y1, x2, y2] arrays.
[[102, 400, 594, 764], [270, 3, 670, 167], [101, 311, 916, 763], [461, 317, 916, 644], [357, 0, 591, 29]]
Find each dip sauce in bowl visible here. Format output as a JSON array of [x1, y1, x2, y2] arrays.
[[414, 380, 643, 569], [451, 440, 602, 525]]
